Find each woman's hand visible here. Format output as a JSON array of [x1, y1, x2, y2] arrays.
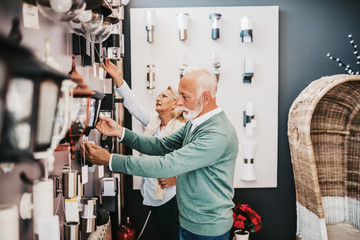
[[96, 116, 123, 138], [102, 58, 124, 87], [158, 177, 177, 189]]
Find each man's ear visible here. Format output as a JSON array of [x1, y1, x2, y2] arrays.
[[202, 91, 211, 105]]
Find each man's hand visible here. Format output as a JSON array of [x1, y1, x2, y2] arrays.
[[102, 58, 124, 88], [80, 141, 111, 166], [158, 177, 176, 189], [96, 116, 123, 138]]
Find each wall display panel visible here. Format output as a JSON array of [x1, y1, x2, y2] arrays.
[[130, 6, 278, 188]]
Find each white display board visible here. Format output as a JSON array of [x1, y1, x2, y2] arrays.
[[130, 6, 278, 188]]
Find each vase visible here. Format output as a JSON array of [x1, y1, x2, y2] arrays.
[[234, 230, 250, 240]]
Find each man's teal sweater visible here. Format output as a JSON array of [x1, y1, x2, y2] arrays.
[[112, 111, 239, 236]]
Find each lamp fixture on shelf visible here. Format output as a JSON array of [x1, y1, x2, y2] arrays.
[[176, 13, 189, 41], [144, 10, 156, 43]]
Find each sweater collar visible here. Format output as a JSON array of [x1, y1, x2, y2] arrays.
[[190, 107, 222, 132]]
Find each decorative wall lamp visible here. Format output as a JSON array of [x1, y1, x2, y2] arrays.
[[241, 142, 257, 181], [176, 13, 189, 41], [84, 91, 105, 136], [64, 56, 95, 159], [243, 102, 256, 136], [146, 64, 156, 94], [144, 10, 156, 43], [209, 13, 222, 40], [19, 179, 55, 235], [179, 63, 187, 79], [240, 16, 253, 43], [213, 61, 221, 82], [36, 0, 86, 22], [243, 55, 254, 83], [0, 38, 69, 163]]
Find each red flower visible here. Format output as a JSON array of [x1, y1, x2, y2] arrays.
[[232, 204, 262, 233]]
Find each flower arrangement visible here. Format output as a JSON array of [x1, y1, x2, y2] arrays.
[[233, 204, 262, 234]]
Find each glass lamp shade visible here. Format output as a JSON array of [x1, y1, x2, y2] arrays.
[[0, 41, 69, 159], [68, 10, 104, 36], [36, 0, 86, 22], [84, 17, 116, 43], [84, 91, 105, 136]]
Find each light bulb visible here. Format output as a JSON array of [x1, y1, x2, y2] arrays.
[[50, 0, 72, 13]]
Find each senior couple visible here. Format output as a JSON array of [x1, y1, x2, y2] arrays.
[[82, 59, 239, 240]]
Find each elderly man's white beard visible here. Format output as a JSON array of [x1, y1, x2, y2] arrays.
[[179, 99, 203, 121]]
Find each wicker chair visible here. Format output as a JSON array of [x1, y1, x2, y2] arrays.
[[288, 74, 360, 240]]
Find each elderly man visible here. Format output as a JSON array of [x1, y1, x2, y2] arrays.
[[82, 67, 239, 240]]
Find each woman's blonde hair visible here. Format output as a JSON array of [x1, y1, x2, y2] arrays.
[[166, 86, 187, 123]]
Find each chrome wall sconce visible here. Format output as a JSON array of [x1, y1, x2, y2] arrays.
[[209, 13, 222, 40], [243, 102, 256, 136], [177, 13, 189, 41], [240, 16, 253, 43], [146, 64, 156, 94], [144, 10, 156, 43]]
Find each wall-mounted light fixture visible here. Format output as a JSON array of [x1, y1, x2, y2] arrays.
[[146, 64, 156, 94], [0, 37, 69, 162], [209, 13, 222, 40], [144, 10, 156, 43], [179, 63, 187, 79], [36, 0, 86, 22], [240, 16, 253, 43], [243, 102, 256, 136], [84, 91, 105, 136], [243, 55, 254, 83], [65, 56, 95, 159], [241, 142, 257, 181], [177, 13, 189, 41]]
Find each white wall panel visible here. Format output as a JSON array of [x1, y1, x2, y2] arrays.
[[130, 6, 278, 188]]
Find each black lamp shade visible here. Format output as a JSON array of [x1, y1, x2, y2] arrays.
[[1, 41, 69, 158], [85, 91, 105, 135]]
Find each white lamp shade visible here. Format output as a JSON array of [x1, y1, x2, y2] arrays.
[[177, 13, 189, 29], [245, 102, 254, 116], [144, 10, 156, 26], [241, 163, 256, 181], [241, 16, 252, 30], [33, 179, 54, 234], [242, 142, 257, 159], [0, 204, 19, 240]]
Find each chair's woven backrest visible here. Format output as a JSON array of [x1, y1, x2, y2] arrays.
[[288, 74, 360, 239]]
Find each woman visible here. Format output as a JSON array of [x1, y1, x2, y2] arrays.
[[103, 59, 186, 240]]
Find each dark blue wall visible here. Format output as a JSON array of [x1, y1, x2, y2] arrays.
[[121, 1, 360, 239]]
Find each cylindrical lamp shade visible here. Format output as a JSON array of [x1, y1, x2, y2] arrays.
[[63, 169, 78, 198], [241, 142, 257, 181], [80, 197, 97, 233], [145, 10, 156, 43], [177, 13, 189, 41], [64, 221, 79, 240], [240, 16, 253, 43], [33, 179, 54, 234], [0, 204, 19, 240]]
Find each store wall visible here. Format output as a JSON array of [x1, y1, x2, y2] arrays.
[[121, 1, 360, 240], [1, 0, 360, 240]]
